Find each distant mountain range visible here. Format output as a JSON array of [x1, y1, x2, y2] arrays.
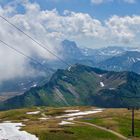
[[1, 39, 140, 99], [58, 40, 140, 72], [81, 45, 133, 63], [98, 51, 140, 73], [59, 40, 140, 74], [60, 40, 133, 64], [1, 64, 140, 110]]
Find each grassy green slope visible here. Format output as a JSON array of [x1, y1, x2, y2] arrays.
[[81, 108, 140, 139]]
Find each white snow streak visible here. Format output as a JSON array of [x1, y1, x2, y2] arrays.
[[99, 75, 103, 77], [59, 121, 74, 125], [100, 82, 105, 87], [65, 110, 80, 113], [26, 111, 40, 115], [56, 109, 103, 119]]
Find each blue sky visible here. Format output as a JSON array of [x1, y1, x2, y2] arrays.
[[1, 0, 140, 20], [0, 0, 140, 48], [35, 0, 140, 20]]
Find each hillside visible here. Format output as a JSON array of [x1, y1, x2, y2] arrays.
[[1, 64, 140, 110]]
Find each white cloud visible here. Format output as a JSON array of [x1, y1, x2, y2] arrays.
[[91, 0, 136, 4], [91, 0, 104, 4], [105, 15, 140, 43], [123, 0, 136, 3], [91, 0, 112, 4], [0, 1, 60, 82], [45, 0, 68, 2]]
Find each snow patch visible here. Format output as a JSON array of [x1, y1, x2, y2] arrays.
[[99, 75, 103, 77], [0, 122, 38, 140], [68, 66, 72, 71], [100, 82, 104, 87], [26, 111, 40, 115], [132, 58, 136, 63], [65, 110, 80, 113], [31, 84, 37, 88], [20, 83, 24, 86], [59, 121, 74, 125], [39, 117, 49, 120], [56, 109, 103, 119], [66, 116, 83, 121]]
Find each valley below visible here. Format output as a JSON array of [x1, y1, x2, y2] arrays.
[[0, 106, 140, 140]]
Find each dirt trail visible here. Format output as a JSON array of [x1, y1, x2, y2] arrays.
[[73, 120, 129, 140]]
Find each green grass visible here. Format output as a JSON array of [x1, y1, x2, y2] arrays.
[[81, 109, 140, 139]]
